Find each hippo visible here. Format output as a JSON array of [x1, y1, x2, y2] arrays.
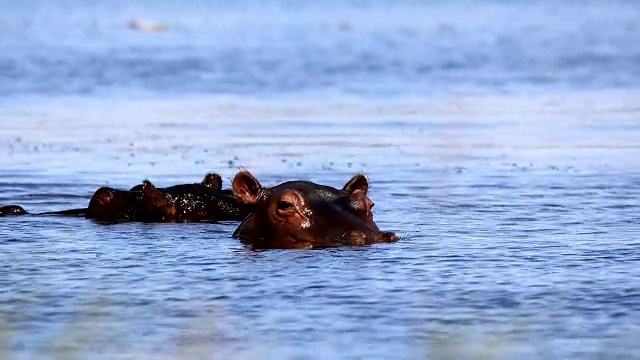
[[231, 170, 399, 249], [2, 186, 174, 222], [1, 172, 248, 223], [0, 187, 167, 222], [83, 185, 161, 222], [138, 179, 251, 222]]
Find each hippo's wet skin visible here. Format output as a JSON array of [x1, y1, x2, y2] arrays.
[[0, 205, 28, 216], [139, 179, 251, 223], [231, 170, 399, 249]]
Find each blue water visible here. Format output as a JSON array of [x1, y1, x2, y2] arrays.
[[1, 1, 640, 359], [1, 0, 639, 99]]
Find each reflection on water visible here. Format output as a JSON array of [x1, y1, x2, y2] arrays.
[[1, 93, 640, 358]]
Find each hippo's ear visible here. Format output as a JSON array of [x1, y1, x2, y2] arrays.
[[202, 172, 223, 192], [342, 174, 368, 195], [232, 171, 263, 205]]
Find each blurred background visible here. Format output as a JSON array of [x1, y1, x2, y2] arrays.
[[1, 0, 639, 101]]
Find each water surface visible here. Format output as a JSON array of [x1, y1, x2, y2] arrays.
[[1, 0, 639, 99], [1, 0, 640, 359], [2, 93, 640, 359]]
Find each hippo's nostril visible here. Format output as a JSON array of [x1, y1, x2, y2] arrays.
[[339, 230, 400, 246], [381, 231, 399, 243], [341, 231, 368, 246]]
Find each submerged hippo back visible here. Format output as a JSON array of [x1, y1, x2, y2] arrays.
[[0, 205, 27, 216], [140, 181, 251, 223], [129, 172, 223, 193], [170, 187, 251, 222]]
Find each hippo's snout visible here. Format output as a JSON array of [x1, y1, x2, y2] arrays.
[[341, 230, 399, 246], [380, 231, 400, 243]]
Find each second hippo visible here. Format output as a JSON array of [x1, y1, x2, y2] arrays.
[[1, 172, 249, 223]]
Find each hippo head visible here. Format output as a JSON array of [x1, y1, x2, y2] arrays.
[[85, 186, 142, 222], [86, 185, 167, 222], [231, 171, 398, 249]]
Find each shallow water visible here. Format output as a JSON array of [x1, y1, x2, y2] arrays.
[[2, 93, 640, 359], [2, 0, 640, 359]]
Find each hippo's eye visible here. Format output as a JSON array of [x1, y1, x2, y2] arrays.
[[277, 200, 294, 212], [370, 202, 375, 209]]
